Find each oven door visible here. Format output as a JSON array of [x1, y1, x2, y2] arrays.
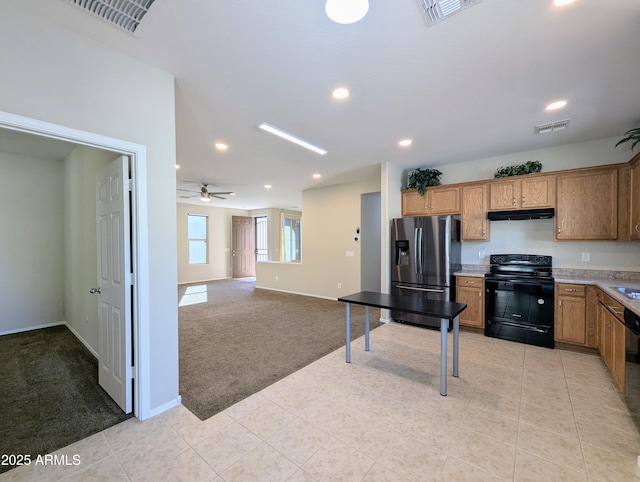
[[485, 277, 555, 348]]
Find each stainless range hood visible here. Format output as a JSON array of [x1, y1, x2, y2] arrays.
[[487, 208, 555, 221]]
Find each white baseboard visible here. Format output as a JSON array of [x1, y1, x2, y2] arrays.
[[178, 277, 229, 286], [64, 322, 99, 358], [0, 321, 65, 337], [254, 285, 337, 301], [148, 396, 182, 419]]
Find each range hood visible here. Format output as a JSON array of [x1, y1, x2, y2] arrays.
[[488, 208, 555, 221]]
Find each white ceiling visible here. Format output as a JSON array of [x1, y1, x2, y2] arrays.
[[8, 0, 640, 210]]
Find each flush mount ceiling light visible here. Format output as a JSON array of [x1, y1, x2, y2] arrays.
[[332, 87, 350, 100], [325, 0, 369, 24], [399, 138, 413, 147], [545, 100, 568, 111], [421, 0, 480, 26], [553, 0, 577, 6], [258, 122, 328, 155], [313, 173, 322, 179], [215, 142, 229, 151]]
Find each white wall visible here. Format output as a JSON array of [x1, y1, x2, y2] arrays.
[[64, 146, 117, 352], [0, 153, 65, 333], [1, 2, 179, 414], [257, 175, 380, 299], [177, 203, 249, 284], [427, 137, 640, 272]]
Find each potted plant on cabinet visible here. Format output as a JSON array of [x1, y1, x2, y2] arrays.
[[407, 168, 442, 196], [615, 127, 640, 152]]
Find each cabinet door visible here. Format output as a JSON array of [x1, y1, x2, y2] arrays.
[[456, 277, 484, 328], [555, 295, 586, 345], [489, 179, 519, 211], [402, 190, 427, 216], [428, 186, 461, 215], [630, 159, 640, 240], [613, 317, 626, 394], [521, 175, 554, 209], [556, 167, 618, 240], [461, 184, 489, 240]]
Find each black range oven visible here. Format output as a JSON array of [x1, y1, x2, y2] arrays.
[[485, 254, 555, 349]]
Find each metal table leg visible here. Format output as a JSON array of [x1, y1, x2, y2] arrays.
[[345, 303, 351, 363], [365, 305, 370, 352], [440, 317, 448, 396], [453, 315, 459, 378]]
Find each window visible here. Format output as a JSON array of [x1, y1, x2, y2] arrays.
[[255, 216, 268, 262], [283, 215, 301, 262], [187, 214, 208, 264]]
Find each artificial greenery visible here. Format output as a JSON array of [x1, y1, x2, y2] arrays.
[[407, 168, 442, 196], [615, 127, 640, 152], [494, 160, 542, 178]]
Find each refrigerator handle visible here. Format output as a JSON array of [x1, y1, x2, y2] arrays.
[[414, 227, 420, 274], [418, 227, 423, 274]]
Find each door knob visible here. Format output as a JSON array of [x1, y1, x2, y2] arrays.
[[89, 287, 102, 294]]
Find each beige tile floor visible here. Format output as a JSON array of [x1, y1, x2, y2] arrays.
[[3, 322, 640, 481]]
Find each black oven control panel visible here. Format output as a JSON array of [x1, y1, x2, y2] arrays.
[[489, 254, 552, 266]]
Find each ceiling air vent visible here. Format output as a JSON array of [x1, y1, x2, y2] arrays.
[[421, 0, 480, 25], [534, 119, 571, 135], [66, 0, 156, 35]]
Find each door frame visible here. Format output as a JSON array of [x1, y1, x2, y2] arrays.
[[0, 110, 151, 420]]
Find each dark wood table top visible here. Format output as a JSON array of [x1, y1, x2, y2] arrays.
[[338, 291, 467, 320]]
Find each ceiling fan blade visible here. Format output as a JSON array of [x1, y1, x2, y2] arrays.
[[208, 191, 234, 195], [177, 188, 198, 193], [210, 194, 226, 199]]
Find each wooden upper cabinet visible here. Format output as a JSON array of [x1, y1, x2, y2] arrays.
[[461, 183, 489, 240], [555, 166, 618, 240], [402, 186, 460, 216], [489, 175, 555, 211], [629, 154, 640, 240]]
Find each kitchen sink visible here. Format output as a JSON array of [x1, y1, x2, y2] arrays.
[[614, 287, 640, 300]]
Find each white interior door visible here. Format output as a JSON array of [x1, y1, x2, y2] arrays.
[[96, 156, 132, 413]]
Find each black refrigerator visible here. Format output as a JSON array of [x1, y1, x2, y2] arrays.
[[390, 215, 461, 328]]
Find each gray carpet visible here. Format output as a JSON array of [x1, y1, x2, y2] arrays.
[[179, 279, 381, 420], [0, 325, 132, 474]]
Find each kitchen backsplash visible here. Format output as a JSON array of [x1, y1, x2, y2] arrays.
[[461, 264, 640, 281]]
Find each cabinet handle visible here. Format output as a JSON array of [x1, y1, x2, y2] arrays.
[[559, 300, 562, 307], [465, 280, 476, 284], [521, 196, 525, 205], [513, 197, 517, 206], [478, 291, 481, 298], [557, 227, 561, 234], [564, 288, 577, 292], [606, 304, 623, 316]]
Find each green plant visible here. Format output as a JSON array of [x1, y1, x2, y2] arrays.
[[494, 160, 542, 178], [615, 127, 640, 152], [407, 168, 442, 196]]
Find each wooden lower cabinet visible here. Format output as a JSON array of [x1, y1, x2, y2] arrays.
[[456, 276, 484, 328], [597, 289, 626, 393], [555, 283, 587, 345]]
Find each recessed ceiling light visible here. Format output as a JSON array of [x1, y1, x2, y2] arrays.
[[553, 0, 577, 6], [332, 87, 350, 100], [545, 100, 568, 111], [313, 173, 322, 179], [399, 138, 413, 147], [258, 122, 327, 155], [264, 184, 272, 189], [174, 164, 180, 169], [325, 0, 369, 24], [215, 142, 229, 151]]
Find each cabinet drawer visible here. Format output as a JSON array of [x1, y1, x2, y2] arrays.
[[599, 291, 625, 321], [457, 276, 483, 287], [556, 283, 586, 297]]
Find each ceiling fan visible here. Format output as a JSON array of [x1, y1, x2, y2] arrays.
[[177, 183, 234, 202]]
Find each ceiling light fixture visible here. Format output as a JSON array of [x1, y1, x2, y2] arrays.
[[258, 122, 327, 155], [200, 192, 211, 202], [399, 138, 413, 147], [264, 184, 272, 189], [174, 164, 180, 169], [553, 0, 577, 6], [545, 100, 568, 111], [325, 0, 369, 24], [313, 173, 322, 179], [215, 142, 229, 150], [332, 87, 350, 99]]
